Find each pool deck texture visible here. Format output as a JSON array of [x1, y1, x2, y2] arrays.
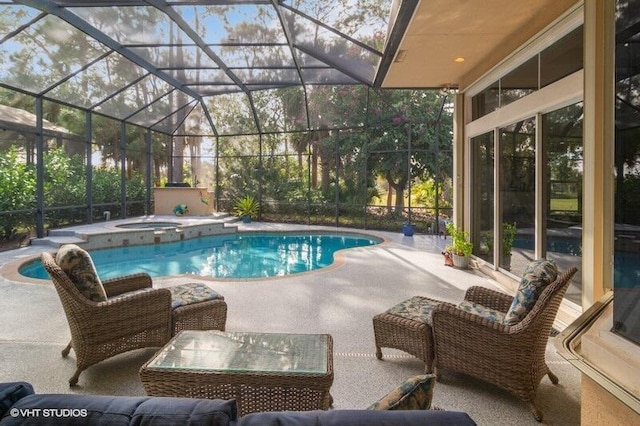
[[0, 218, 581, 425]]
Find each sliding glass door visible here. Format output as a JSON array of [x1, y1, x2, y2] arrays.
[[499, 118, 536, 277], [470, 104, 583, 304], [542, 103, 583, 303], [471, 132, 494, 264]]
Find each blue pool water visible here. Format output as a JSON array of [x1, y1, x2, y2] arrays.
[[514, 235, 640, 288], [513, 236, 582, 256], [21, 232, 381, 280]]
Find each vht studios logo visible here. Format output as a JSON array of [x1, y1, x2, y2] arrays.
[[10, 408, 88, 418]]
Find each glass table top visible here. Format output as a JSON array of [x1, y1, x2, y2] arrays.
[[146, 330, 329, 374]]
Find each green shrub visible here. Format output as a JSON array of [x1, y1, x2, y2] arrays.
[[0, 147, 36, 238]]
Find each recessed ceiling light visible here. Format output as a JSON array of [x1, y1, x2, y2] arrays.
[[454, 57, 465, 63]]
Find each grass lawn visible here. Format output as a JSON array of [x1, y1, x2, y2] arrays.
[[550, 198, 578, 211]]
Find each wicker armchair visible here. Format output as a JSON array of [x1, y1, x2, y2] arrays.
[[431, 267, 577, 422], [41, 252, 172, 386]]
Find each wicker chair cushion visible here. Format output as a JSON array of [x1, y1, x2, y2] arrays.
[[168, 283, 223, 309], [55, 244, 107, 302], [503, 259, 558, 325], [457, 300, 505, 323], [367, 374, 436, 410], [385, 296, 440, 325]]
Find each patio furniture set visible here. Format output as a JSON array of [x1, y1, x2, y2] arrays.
[[374, 260, 578, 422], [41, 244, 334, 416], [31, 243, 575, 423]]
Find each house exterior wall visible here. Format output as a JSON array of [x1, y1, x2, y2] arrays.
[[456, 0, 640, 420]]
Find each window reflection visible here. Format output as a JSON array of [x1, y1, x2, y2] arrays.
[[543, 103, 583, 305], [540, 26, 583, 88], [499, 118, 536, 276], [471, 25, 583, 120], [471, 82, 499, 120], [471, 132, 495, 264], [501, 57, 539, 108], [613, 0, 640, 345]]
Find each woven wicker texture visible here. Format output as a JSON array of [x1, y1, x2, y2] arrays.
[[172, 298, 227, 334], [372, 296, 438, 373], [140, 332, 334, 416], [431, 267, 578, 422], [41, 251, 173, 386], [42, 252, 228, 386]]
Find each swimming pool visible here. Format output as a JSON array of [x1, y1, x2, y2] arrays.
[[20, 232, 381, 280]]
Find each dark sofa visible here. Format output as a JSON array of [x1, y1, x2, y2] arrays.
[[1, 382, 476, 426]]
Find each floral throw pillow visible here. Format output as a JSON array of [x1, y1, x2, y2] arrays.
[[503, 259, 558, 325], [367, 374, 436, 410], [55, 244, 107, 302]]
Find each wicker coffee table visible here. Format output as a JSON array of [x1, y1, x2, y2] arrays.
[[140, 330, 333, 416]]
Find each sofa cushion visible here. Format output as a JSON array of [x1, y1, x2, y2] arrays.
[[503, 259, 558, 325], [132, 397, 237, 425], [0, 382, 34, 418], [55, 244, 107, 302], [3, 393, 236, 426], [367, 374, 435, 410], [239, 410, 477, 426], [385, 296, 440, 325], [457, 300, 505, 323], [169, 282, 224, 309]]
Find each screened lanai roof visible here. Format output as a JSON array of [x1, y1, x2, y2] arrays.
[[0, 1, 415, 137]]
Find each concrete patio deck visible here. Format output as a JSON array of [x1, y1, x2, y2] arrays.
[[0, 219, 580, 425]]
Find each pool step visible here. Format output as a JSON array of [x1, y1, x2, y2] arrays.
[[31, 235, 88, 248]]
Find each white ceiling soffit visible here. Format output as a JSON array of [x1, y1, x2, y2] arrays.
[[382, 0, 580, 91]]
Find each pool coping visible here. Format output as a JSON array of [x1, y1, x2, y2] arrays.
[[1, 223, 391, 285]]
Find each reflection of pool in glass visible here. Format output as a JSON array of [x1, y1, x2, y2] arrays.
[[514, 236, 640, 289], [614, 252, 640, 289], [513, 236, 582, 256], [20, 232, 381, 280]]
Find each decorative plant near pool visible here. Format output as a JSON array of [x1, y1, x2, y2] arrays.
[[501, 222, 517, 257], [233, 195, 260, 221], [480, 222, 517, 257], [445, 222, 473, 259]]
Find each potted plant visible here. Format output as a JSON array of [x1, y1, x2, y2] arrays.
[[479, 222, 517, 269], [233, 195, 260, 223], [501, 222, 517, 270], [402, 221, 416, 236], [445, 222, 473, 269]]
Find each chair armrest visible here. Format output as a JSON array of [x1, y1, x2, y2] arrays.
[[463, 286, 513, 313], [98, 287, 171, 311], [83, 288, 172, 338], [432, 302, 512, 334], [430, 303, 539, 367], [102, 273, 153, 297]]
